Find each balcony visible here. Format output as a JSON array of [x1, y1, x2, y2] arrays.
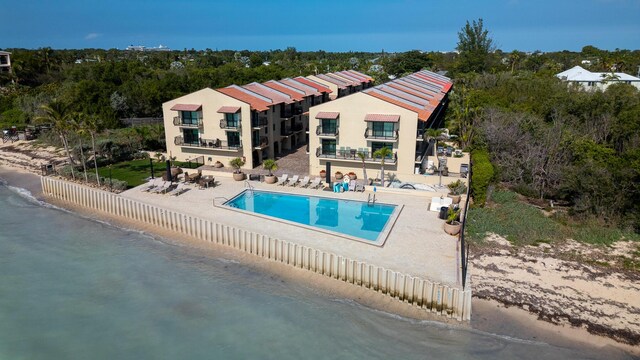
[[364, 128, 398, 142], [316, 125, 339, 138], [174, 136, 242, 151], [315, 147, 397, 164], [251, 117, 268, 129], [253, 136, 269, 150], [220, 119, 241, 131], [173, 116, 202, 128]]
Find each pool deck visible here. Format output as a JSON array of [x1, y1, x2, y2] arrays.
[[121, 174, 462, 287]]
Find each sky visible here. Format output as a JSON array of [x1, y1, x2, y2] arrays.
[[2, 0, 639, 52]]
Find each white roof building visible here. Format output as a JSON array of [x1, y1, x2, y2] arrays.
[[556, 66, 640, 91]]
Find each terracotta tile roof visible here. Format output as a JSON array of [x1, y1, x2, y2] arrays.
[[243, 82, 294, 105], [315, 111, 340, 119], [216, 87, 271, 112], [217, 106, 241, 113], [336, 70, 371, 85], [364, 114, 400, 122], [294, 77, 333, 94], [361, 70, 452, 122], [170, 104, 202, 111], [263, 81, 305, 101], [279, 78, 322, 96], [316, 74, 350, 89], [326, 72, 360, 86], [347, 70, 373, 82]]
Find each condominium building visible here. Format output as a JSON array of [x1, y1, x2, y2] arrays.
[[0, 51, 11, 73], [162, 71, 372, 169], [308, 70, 453, 182]]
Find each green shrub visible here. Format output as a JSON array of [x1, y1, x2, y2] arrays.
[[470, 149, 494, 207]]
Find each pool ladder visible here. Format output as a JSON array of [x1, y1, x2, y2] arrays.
[[367, 193, 377, 206], [244, 180, 255, 195]]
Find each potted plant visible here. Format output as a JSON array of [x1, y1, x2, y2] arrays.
[[263, 159, 278, 184], [320, 169, 326, 178], [447, 179, 467, 204], [335, 171, 343, 180], [443, 208, 461, 236], [347, 171, 357, 180], [214, 160, 223, 168], [229, 157, 246, 181]]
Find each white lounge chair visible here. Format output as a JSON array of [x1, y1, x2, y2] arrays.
[[170, 183, 188, 196], [286, 175, 300, 186], [355, 180, 366, 192], [276, 174, 289, 186], [309, 178, 322, 189], [141, 178, 160, 192], [150, 181, 169, 194], [298, 176, 310, 188]]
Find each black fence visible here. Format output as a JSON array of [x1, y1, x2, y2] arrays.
[[459, 161, 472, 290], [179, 156, 204, 169]]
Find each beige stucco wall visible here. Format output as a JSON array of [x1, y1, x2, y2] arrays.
[[308, 92, 422, 181], [162, 88, 254, 169]]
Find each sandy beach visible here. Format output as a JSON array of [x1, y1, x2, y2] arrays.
[[1, 143, 639, 356]]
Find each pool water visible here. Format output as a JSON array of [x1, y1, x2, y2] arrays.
[[224, 190, 396, 242]]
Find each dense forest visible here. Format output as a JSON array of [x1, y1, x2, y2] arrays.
[[1, 19, 640, 233]]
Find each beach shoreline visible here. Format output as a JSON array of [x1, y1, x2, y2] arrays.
[[1, 163, 638, 356]]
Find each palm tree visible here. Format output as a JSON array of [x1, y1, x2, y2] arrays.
[[71, 116, 89, 183], [262, 159, 278, 177], [36, 101, 76, 179], [373, 146, 393, 187], [85, 115, 102, 186], [356, 151, 368, 183]]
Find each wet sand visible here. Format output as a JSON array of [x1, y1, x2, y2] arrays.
[[1, 165, 638, 357]]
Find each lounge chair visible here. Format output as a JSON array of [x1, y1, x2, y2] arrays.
[[276, 174, 289, 186], [170, 183, 188, 196], [141, 178, 160, 192], [150, 181, 169, 194], [161, 183, 179, 195], [355, 180, 366, 192], [348, 180, 357, 191], [298, 176, 310, 188], [308, 178, 321, 189], [286, 175, 300, 186]]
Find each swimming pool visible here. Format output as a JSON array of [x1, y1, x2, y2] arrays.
[[223, 190, 399, 243]]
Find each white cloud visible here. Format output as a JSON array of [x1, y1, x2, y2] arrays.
[[85, 33, 101, 40]]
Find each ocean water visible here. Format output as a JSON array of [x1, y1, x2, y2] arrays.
[[0, 183, 632, 360]]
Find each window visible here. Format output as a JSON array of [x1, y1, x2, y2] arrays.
[[321, 119, 337, 134], [225, 112, 240, 128], [227, 131, 240, 148], [183, 128, 199, 145], [181, 111, 199, 125], [371, 122, 395, 138], [321, 139, 336, 155], [252, 130, 260, 147], [371, 142, 392, 158]]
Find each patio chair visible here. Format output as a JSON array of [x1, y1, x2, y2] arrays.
[[276, 174, 289, 186], [298, 176, 310, 188], [308, 178, 321, 189], [286, 175, 300, 186]]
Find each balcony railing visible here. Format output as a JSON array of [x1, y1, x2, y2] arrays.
[[252, 136, 269, 149], [220, 119, 241, 130], [315, 147, 397, 164], [316, 125, 339, 137], [173, 116, 202, 128], [174, 136, 242, 151], [364, 128, 399, 141], [251, 117, 268, 128]]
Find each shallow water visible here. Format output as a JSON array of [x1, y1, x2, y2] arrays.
[[0, 183, 633, 360]]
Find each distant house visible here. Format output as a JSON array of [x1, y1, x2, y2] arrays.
[[556, 66, 640, 91], [0, 51, 11, 73]]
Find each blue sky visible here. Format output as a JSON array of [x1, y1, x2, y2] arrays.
[[2, 0, 639, 52]]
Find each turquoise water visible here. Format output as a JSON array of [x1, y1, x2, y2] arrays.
[[225, 190, 395, 241], [0, 183, 631, 359]]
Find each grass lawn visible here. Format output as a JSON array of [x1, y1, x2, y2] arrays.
[[466, 189, 640, 246], [97, 159, 201, 188], [97, 159, 157, 188]]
